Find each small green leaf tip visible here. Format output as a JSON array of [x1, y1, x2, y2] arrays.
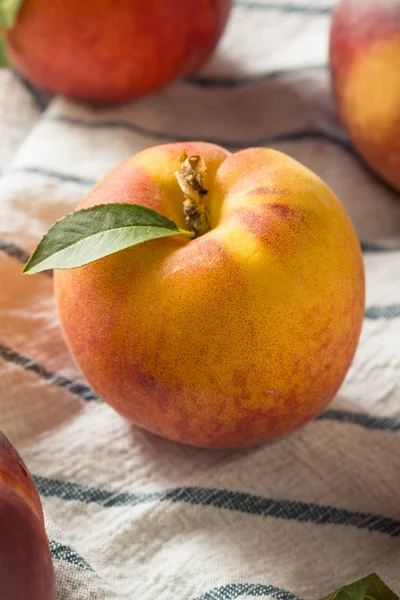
[[23, 203, 194, 274], [0, 0, 25, 29], [320, 574, 399, 600], [0, 36, 10, 67]]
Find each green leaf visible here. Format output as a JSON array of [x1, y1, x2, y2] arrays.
[[0, 36, 9, 68], [320, 574, 399, 600], [0, 0, 25, 28], [23, 203, 194, 274]]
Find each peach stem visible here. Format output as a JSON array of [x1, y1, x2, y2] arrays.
[[175, 152, 211, 237]]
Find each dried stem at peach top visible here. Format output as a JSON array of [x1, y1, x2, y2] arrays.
[[175, 152, 211, 237]]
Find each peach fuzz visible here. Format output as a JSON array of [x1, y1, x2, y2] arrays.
[[54, 142, 365, 448], [0, 432, 56, 600], [5, 0, 232, 104], [330, 0, 400, 190]]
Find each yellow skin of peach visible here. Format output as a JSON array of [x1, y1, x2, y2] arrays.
[[330, 0, 400, 190], [54, 143, 365, 448]]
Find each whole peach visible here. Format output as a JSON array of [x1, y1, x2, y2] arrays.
[[54, 142, 365, 448], [5, 0, 231, 104], [330, 0, 400, 190], [0, 432, 56, 600]]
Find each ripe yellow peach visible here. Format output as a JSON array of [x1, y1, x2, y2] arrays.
[[330, 0, 400, 190], [54, 142, 365, 448]]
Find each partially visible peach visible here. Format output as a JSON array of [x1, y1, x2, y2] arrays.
[[330, 0, 400, 190], [54, 142, 365, 448], [5, 0, 232, 104], [0, 432, 56, 600]]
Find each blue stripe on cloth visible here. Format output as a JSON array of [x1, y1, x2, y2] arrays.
[[0, 239, 53, 278], [50, 540, 92, 571], [45, 115, 354, 155], [12, 69, 48, 112], [234, 1, 331, 14], [0, 239, 31, 266], [47, 114, 185, 142], [264, 129, 353, 153], [10, 166, 96, 187], [365, 305, 400, 320], [192, 582, 299, 600], [361, 242, 400, 253], [316, 410, 400, 432], [33, 476, 400, 537], [186, 64, 326, 88], [0, 345, 99, 402]]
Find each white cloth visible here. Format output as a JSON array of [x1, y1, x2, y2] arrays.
[[1, 1, 400, 598]]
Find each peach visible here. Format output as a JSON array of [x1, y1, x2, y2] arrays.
[[0, 432, 56, 599], [330, 0, 400, 190], [4, 0, 231, 104], [54, 142, 365, 448]]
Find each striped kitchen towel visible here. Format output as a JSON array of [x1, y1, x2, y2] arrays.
[[1, 1, 400, 598]]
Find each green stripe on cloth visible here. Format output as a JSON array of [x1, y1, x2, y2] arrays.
[[33, 476, 400, 538], [0, 344, 99, 402], [193, 582, 299, 600], [11, 165, 96, 186], [50, 540, 92, 571], [45, 114, 353, 155], [365, 305, 400, 320]]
